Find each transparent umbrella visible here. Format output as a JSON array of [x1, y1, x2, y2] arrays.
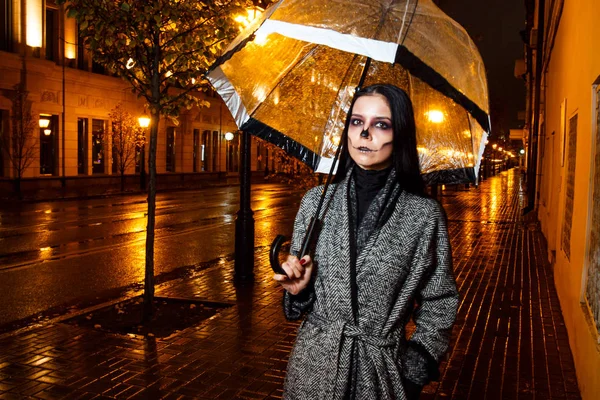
[[207, 0, 490, 185], [207, 0, 491, 273]]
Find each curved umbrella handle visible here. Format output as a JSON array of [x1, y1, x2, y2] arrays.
[[270, 217, 322, 276], [270, 234, 288, 275]]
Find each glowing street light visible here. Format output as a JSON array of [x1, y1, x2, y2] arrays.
[[39, 117, 50, 128], [138, 116, 150, 128], [425, 110, 445, 123], [234, 7, 264, 29]]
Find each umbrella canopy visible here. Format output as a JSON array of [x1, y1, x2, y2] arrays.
[[207, 0, 490, 184]]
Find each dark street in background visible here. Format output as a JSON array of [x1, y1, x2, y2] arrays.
[[0, 184, 305, 331]]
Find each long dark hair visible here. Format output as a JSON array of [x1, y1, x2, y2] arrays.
[[332, 83, 425, 196]]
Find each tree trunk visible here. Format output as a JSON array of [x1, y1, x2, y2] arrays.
[[142, 41, 161, 321], [120, 171, 125, 192], [142, 109, 158, 322]]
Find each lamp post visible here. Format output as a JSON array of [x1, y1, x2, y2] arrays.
[[233, 3, 264, 281], [138, 116, 150, 191], [235, 130, 254, 280]]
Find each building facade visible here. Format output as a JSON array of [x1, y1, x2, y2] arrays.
[[1, 0, 282, 193], [524, 0, 600, 398]]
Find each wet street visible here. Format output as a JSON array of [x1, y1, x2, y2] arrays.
[[0, 184, 305, 328]]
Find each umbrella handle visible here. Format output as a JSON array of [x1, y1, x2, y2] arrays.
[[270, 234, 288, 275], [270, 217, 322, 275]]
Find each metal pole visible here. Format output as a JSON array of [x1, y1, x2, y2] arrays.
[[140, 142, 146, 191], [235, 130, 254, 280]]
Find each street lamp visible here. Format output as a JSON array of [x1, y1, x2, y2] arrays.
[[138, 115, 150, 191], [425, 109, 445, 123], [234, 3, 265, 281], [39, 117, 50, 128]]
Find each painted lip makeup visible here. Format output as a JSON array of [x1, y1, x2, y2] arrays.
[[354, 146, 376, 153]]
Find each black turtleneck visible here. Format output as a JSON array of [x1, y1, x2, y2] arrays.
[[354, 166, 392, 227]]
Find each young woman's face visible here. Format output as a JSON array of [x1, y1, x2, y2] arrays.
[[347, 93, 394, 170]]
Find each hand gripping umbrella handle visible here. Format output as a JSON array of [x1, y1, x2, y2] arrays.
[[270, 217, 321, 275], [269, 234, 288, 275], [270, 133, 338, 276]]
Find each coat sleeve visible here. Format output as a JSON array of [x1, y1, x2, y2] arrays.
[[282, 187, 319, 320], [402, 200, 459, 386]]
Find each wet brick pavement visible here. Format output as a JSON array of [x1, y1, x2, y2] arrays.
[[0, 169, 582, 399]]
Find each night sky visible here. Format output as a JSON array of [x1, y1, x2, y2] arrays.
[[437, 0, 526, 141]]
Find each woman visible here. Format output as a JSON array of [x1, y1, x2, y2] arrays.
[[273, 84, 458, 399]]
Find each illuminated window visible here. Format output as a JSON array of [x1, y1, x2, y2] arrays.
[[26, 0, 43, 48], [39, 115, 58, 175]]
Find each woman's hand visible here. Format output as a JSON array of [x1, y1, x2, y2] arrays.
[[273, 255, 313, 295]]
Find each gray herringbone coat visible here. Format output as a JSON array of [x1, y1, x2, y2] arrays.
[[283, 175, 458, 399]]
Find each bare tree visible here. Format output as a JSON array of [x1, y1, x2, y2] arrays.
[[0, 84, 37, 198], [108, 103, 145, 191]]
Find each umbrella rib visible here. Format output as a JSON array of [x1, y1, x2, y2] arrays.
[[356, 57, 372, 90], [397, 0, 420, 46]]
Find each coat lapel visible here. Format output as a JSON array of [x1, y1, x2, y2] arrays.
[[320, 176, 355, 324]]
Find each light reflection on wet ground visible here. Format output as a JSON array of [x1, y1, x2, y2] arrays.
[[0, 184, 304, 327]]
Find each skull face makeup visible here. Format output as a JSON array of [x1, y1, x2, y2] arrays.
[[347, 94, 394, 171]]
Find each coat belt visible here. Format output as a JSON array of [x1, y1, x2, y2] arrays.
[[307, 313, 397, 348], [306, 313, 399, 399]]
